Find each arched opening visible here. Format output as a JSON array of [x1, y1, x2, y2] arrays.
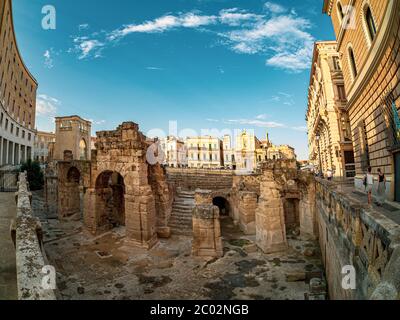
[[348, 46, 358, 80], [213, 196, 230, 216], [337, 2, 344, 23], [95, 171, 126, 230], [79, 139, 88, 160], [365, 5, 377, 43]]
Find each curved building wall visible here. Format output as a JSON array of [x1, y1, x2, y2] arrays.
[[0, 0, 38, 166]]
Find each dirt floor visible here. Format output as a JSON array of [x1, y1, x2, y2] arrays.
[[32, 191, 326, 300]]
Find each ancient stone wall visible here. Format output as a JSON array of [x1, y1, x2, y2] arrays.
[[316, 178, 400, 300], [166, 168, 233, 190], [11, 172, 56, 300]]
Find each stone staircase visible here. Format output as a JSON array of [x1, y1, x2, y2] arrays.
[[168, 190, 195, 236]]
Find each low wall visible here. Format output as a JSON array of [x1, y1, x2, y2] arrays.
[[11, 172, 56, 300], [316, 178, 400, 300], [166, 168, 233, 190]]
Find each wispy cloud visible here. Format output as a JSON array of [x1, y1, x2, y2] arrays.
[[146, 66, 164, 71], [256, 114, 268, 120], [79, 23, 90, 31], [36, 94, 60, 116], [206, 118, 219, 122], [68, 3, 314, 72], [264, 2, 287, 14], [270, 92, 295, 106], [43, 49, 54, 69]]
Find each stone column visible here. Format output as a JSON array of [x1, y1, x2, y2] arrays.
[[255, 170, 287, 253], [192, 204, 223, 258], [0, 137, 3, 166], [239, 191, 257, 235], [83, 188, 97, 233]]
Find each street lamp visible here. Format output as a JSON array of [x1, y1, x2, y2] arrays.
[[316, 134, 323, 177]]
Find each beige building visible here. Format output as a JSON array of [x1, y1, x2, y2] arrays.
[[53, 115, 92, 161], [160, 136, 187, 168], [306, 41, 355, 179], [323, 0, 400, 202], [234, 130, 261, 172], [0, 0, 38, 167], [187, 136, 223, 168], [259, 132, 297, 162], [34, 131, 55, 163]]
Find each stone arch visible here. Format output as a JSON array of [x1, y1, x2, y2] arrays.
[[212, 196, 230, 216], [94, 170, 126, 230]]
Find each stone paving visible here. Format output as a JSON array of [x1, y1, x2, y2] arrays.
[[31, 191, 325, 300], [0, 192, 17, 300]]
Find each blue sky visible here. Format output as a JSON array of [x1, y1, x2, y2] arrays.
[[12, 0, 334, 160]]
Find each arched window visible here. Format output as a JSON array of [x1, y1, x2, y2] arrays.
[[348, 47, 358, 80], [79, 139, 87, 160], [365, 6, 377, 42], [337, 2, 344, 21]]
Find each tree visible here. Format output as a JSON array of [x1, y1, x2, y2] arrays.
[[20, 159, 44, 191]]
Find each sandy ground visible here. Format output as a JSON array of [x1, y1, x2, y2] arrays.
[[32, 191, 326, 300], [0, 192, 17, 300]]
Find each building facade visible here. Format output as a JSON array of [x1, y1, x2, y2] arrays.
[[33, 131, 55, 163], [323, 0, 400, 201], [160, 136, 187, 168], [53, 116, 92, 161], [0, 0, 38, 167], [306, 41, 355, 179], [186, 136, 223, 168]]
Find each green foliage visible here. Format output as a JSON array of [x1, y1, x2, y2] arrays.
[[20, 159, 44, 191]]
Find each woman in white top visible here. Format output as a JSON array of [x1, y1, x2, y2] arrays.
[[365, 167, 374, 206]]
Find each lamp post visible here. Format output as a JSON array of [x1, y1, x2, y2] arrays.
[[316, 134, 323, 177]]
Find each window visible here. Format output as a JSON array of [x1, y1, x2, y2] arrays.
[[337, 2, 344, 21], [337, 85, 346, 100], [365, 6, 377, 42], [332, 56, 341, 71], [348, 47, 358, 80]]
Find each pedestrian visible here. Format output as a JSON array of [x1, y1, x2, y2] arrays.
[[376, 168, 386, 206], [365, 167, 374, 206]]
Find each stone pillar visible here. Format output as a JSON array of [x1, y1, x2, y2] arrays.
[[299, 175, 317, 238], [239, 191, 257, 235], [83, 188, 97, 233], [192, 204, 223, 258], [125, 185, 158, 249], [255, 170, 287, 253]]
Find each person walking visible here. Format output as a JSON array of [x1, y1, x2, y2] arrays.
[[376, 168, 386, 206], [365, 167, 374, 206]]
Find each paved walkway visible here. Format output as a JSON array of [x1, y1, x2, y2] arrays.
[[335, 184, 400, 225], [0, 193, 17, 300]]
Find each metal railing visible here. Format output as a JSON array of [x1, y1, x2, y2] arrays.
[[0, 169, 19, 192]]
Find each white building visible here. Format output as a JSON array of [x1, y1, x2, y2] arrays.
[[160, 136, 187, 168]]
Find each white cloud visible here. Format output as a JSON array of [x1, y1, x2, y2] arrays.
[[43, 49, 54, 69], [146, 66, 164, 71], [71, 37, 105, 60], [69, 6, 315, 72], [86, 119, 106, 125], [36, 94, 60, 116], [219, 8, 263, 26], [206, 118, 219, 122], [264, 2, 287, 14], [79, 23, 90, 31], [256, 114, 268, 120]]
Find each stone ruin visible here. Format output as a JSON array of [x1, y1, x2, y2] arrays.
[[45, 123, 317, 257], [188, 160, 317, 257], [45, 122, 173, 249]]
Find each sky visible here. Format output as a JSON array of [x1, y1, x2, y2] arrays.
[[12, 0, 335, 160]]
